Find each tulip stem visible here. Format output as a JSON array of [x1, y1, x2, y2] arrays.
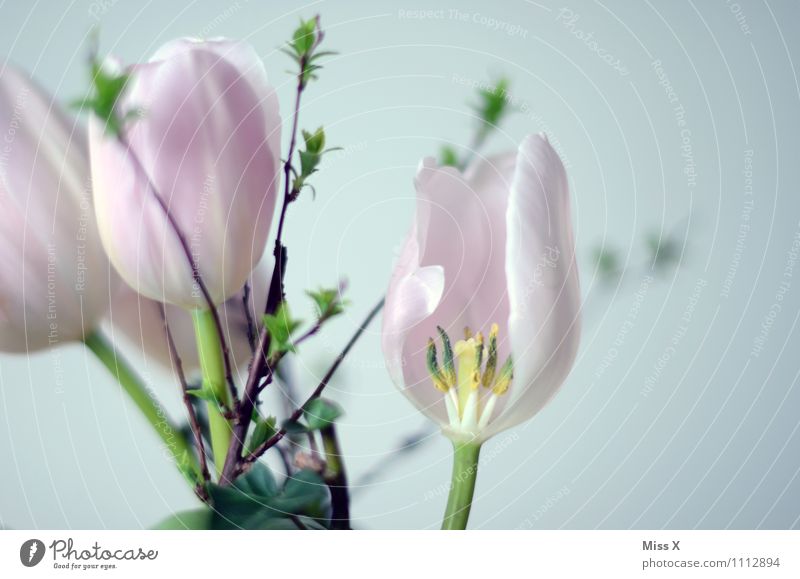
[[441, 441, 481, 530], [83, 332, 200, 486], [191, 308, 233, 478]]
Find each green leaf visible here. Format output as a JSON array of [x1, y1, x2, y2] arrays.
[[304, 398, 343, 431], [271, 469, 330, 519], [298, 149, 321, 177], [439, 146, 460, 167], [474, 77, 510, 129], [302, 127, 326, 153], [246, 416, 277, 454], [262, 302, 303, 357], [153, 509, 213, 530], [292, 18, 318, 56], [282, 418, 309, 434], [233, 462, 280, 497], [206, 463, 330, 529], [306, 286, 347, 321], [593, 246, 620, 279], [646, 232, 680, 268], [74, 58, 134, 136], [187, 386, 229, 413]]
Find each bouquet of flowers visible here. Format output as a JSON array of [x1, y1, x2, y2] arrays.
[[0, 16, 581, 530]]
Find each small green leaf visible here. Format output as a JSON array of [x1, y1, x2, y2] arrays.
[[593, 246, 620, 279], [304, 398, 343, 431], [282, 418, 309, 434], [439, 146, 460, 167], [74, 58, 134, 136], [246, 416, 277, 454], [302, 127, 326, 153], [262, 302, 303, 357], [306, 286, 348, 321], [187, 386, 229, 413], [292, 18, 318, 56], [646, 232, 680, 268], [233, 462, 279, 498], [272, 469, 330, 520], [474, 77, 511, 129]]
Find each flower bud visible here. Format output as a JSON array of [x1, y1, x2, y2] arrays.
[[89, 38, 281, 309]]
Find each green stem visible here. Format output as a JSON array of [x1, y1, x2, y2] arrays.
[[84, 331, 199, 484], [191, 308, 232, 478], [441, 441, 481, 530]]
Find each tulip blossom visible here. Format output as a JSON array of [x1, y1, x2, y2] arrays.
[[89, 38, 281, 309], [0, 65, 113, 352], [382, 134, 581, 445]]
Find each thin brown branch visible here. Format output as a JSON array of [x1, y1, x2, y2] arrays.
[[158, 303, 210, 499], [237, 296, 385, 476], [241, 280, 257, 355], [220, 56, 309, 484]]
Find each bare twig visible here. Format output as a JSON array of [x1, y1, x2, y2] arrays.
[[237, 296, 385, 476], [241, 280, 257, 355], [220, 50, 311, 484], [158, 304, 210, 499]]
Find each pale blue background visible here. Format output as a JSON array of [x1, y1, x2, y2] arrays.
[[1, 0, 799, 529]]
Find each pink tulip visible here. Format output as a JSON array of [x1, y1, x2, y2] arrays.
[[0, 65, 113, 352], [89, 38, 281, 309], [382, 134, 581, 443]]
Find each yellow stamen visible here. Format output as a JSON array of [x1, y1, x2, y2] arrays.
[[492, 357, 514, 395], [454, 338, 478, 416], [425, 324, 514, 436]]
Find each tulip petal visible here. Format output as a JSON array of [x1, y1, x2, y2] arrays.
[[0, 65, 111, 351], [483, 134, 581, 438]]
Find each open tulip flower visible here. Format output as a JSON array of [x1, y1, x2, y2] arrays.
[[89, 38, 281, 309], [0, 64, 114, 352], [382, 134, 581, 528]]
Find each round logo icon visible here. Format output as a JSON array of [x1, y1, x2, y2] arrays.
[[19, 539, 45, 567]]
